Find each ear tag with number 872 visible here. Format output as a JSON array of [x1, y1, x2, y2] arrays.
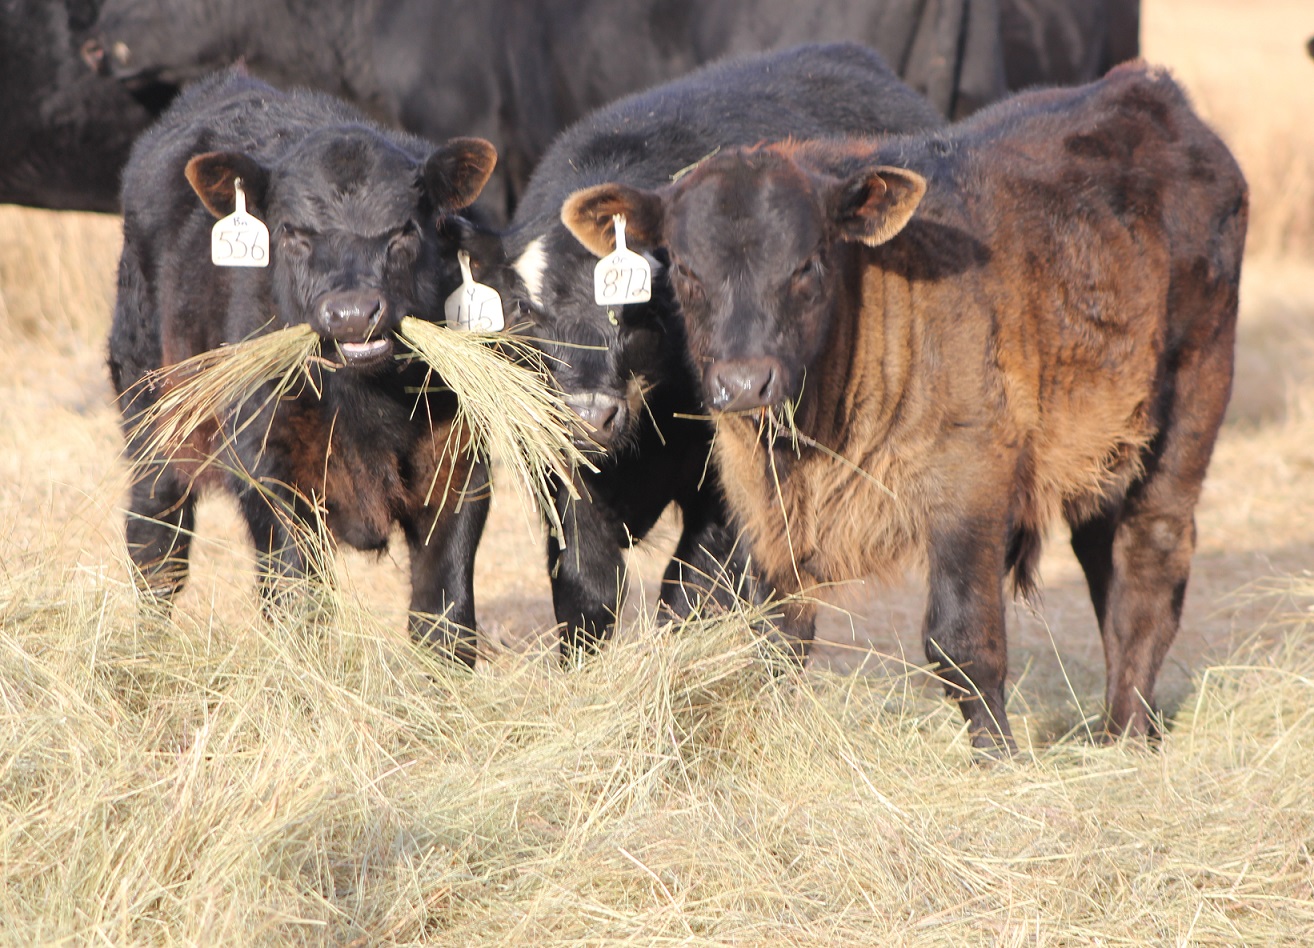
[[211, 178, 269, 268], [444, 250, 504, 331], [593, 214, 651, 306]]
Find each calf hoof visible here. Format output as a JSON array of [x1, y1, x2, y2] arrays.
[[1098, 712, 1165, 747], [411, 614, 478, 670], [969, 728, 1018, 762]]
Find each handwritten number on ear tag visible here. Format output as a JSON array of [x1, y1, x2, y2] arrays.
[[445, 250, 504, 331], [211, 178, 270, 268], [594, 214, 651, 306]]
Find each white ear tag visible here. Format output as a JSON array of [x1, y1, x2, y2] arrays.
[[444, 250, 504, 332], [210, 178, 270, 268], [593, 214, 652, 306]]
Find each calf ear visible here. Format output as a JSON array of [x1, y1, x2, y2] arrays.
[[561, 183, 664, 258], [185, 151, 269, 218], [423, 138, 497, 211], [834, 166, 926, 247]]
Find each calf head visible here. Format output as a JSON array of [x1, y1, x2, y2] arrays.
[[186, 131, 495, 368], [561, 146, 926, 414], [476, 220, 678, 454]]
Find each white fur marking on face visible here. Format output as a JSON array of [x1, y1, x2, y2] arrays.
[[513, 236, 548, 307]]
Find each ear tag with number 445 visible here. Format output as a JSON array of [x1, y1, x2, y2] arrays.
[[445, 250, 504, 332], [594, 214, 651, 306], [211, 178, 269, 268]]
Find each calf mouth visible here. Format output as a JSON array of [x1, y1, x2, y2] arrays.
[[314, 291, 396, 368], [331, 335, 396, 368]]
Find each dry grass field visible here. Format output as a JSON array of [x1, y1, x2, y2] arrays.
[[2, 0, 1313, 943]]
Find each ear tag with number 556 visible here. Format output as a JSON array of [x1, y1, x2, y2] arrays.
[[444, 250, 504, 331], [211, 178, 270, 268], [593, 214, 651, 306]]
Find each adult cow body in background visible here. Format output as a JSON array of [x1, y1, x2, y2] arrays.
[[82, 0, 1010, 219], [0, 0, 170, 212], [564, 63, 1247, 750], [109, 70, 497, 664], [998, 0, 1140, 90], [469, 44, 945, 657]]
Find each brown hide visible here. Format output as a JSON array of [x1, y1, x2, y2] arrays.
[[274, 400, 477, 552], [607, 63, 1247, 745]]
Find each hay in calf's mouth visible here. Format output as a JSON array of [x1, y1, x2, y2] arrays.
[[127, 319, 591, 537], [128, 323, 323, 472], [396, 316, 593, 536]]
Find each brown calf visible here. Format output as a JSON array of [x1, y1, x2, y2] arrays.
[[562, 63, 1247, 750]]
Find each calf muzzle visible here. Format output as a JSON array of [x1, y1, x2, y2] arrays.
[[705, 357, 787, 413], [565, 392, 628, 450], [314, 290, 394, 366]]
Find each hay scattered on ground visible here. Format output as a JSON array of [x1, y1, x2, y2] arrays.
[[1, 564, 1312, 945]]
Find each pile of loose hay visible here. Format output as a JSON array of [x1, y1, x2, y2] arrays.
[[2, 563, 1311, 944]]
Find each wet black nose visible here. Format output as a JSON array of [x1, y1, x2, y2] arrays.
[[314, 290, 389, 341], [81, 37, 106, 74], [565, 392, 627, 449], [705, 358, 787, 412]]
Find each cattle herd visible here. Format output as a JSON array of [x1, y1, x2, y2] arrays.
[[5, 0, 1253, 754]]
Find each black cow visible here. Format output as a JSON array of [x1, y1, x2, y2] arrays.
[[109, 70, 497, 664], [462, 44, 945, 656], [0, 0, 171, 212], [998, 0, 1140, 90], [83, 0, 1009, 219]]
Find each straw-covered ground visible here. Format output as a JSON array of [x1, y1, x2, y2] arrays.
[[2, 0, 1313, 943], [2, 569, 1312, 944]]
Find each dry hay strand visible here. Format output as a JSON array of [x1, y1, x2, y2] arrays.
[[3, 561, 1314, 943], [127, 323, 322, 474], [397, 316, 592, 537], [125, 319, 591, 531]]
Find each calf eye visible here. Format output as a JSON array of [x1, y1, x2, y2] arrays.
[[279, 224, 314, 255], [788, 254, 824, 296], [513, 298, 540, 326], [388, 221, 422, 262], [672, 262, 706, 306]]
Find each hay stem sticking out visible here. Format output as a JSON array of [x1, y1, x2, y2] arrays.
[[128, 323, 323, 475], [126, 318, 590, 543], [397, 316, 592, 541]]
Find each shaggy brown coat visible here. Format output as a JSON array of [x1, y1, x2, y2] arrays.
[[563, 63, 1247, 748]]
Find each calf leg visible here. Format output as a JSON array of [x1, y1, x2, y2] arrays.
[[1072, 452, 1211, 739], [662, 511, 813, 662], [237, 480, 328, 622], [924, 519, 1015, 753], [1073, 324, 1233, 739], [548, 480, 628, 659], [124, 461, 196, 605], [407, 461, 491, 669], [659, 502, 754, 620], [1093, 498, 1195, 739]]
